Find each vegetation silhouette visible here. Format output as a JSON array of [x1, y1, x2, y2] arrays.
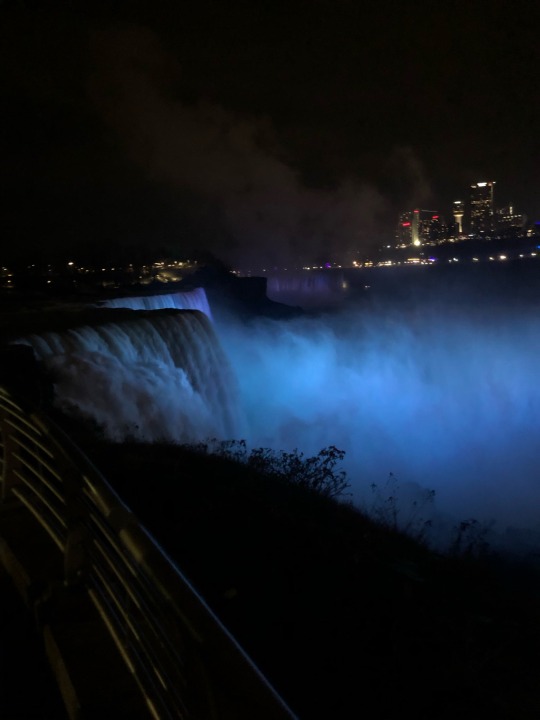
[[59, 416, 540, 720]]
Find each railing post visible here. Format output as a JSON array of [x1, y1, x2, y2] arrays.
[[63, 493, 90, 587], [49, 444, 90, 588], [0, 415, 24, 501]]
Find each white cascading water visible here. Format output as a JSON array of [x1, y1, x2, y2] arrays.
[[94, 287, 212, 319], [14, 309, 240, 443]]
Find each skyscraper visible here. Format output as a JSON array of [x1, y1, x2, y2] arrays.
[[496, 204, 526, 235], [396, 212, 413, 246], [452, 200, 464, 235], [470, 181, 495, 236], [396, 209, 444, 247]]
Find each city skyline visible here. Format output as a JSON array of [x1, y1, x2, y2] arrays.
[[396, 178, 532, 246]]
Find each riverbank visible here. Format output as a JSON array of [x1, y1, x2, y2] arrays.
[[60, 426, 540, 719]]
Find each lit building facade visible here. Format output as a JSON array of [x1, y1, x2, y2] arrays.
[[396, 209, 445, 247], [396, 212, 413, 246], [470, 181, 495, 235], [496, 204, 526, 235], [452, 200, 464, 235]]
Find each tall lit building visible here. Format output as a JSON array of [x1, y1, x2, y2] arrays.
[[396, 209, 444, 247], [396, 212, 413, 246], [452, 200, 464, 235], [470, 181, 495, 235], [496, 204, 526, 235]]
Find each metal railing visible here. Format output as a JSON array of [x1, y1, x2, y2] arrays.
[[0, 386, 297, 719]]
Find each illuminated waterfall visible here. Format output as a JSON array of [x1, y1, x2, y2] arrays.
[[266, 270, 348, 308], [94, 287, 212, 319], [14, 310, 240, 443], [11, 274, 540, 553]]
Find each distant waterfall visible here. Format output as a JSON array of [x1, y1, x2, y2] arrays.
[[13, 310, 240, 443], [266, 270, 348, 308], [94, 287, 212, 319]]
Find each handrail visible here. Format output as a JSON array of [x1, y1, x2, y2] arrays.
[[0, 386, 297, 719]]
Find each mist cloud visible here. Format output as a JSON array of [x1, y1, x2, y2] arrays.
[[90, 26, 389, 267], [216, 277, 540, 553]]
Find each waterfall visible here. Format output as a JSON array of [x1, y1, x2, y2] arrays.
[[94, 287, 212, 319], [266, 270, 348, 308], [13, 310, 241, 443]]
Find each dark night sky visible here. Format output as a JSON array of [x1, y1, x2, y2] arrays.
[[1, 0, 539, 269]]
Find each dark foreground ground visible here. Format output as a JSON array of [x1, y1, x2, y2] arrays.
[[62, 426, 540, 720]]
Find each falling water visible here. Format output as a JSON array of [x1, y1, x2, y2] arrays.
[[94, 287, 212, 318], [13, 309, 240, 443]]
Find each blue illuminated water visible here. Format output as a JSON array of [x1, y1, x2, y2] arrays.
[[227, 262, 540, 552], [16, 262, 540, 554]]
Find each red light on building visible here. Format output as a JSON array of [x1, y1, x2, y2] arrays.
[[402, 222, 411, 226], [432, 215, 439, 219], [414, 209, 419, 213]]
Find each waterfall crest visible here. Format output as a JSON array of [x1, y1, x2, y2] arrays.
[[94, 287, 212, 319], [14, 309, 240, 443]]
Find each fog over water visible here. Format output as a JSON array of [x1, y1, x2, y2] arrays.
[[220, 265, 540, 552], [15, 264, 540, 554]]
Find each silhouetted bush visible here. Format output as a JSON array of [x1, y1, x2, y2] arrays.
[[185, 439, 351, 498]]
